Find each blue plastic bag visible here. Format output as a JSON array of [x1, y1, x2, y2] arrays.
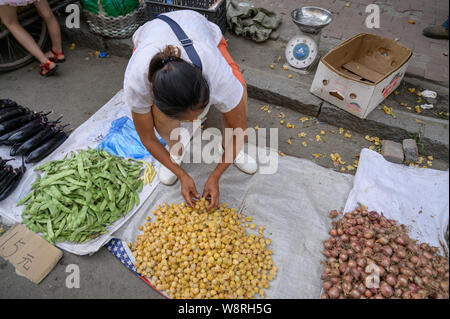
[[97, 116, 165, 160]]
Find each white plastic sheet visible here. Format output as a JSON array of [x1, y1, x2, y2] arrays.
[[0, 90, 160, 255], [114, 141, 355, 298], [344, 149, 449, 255]]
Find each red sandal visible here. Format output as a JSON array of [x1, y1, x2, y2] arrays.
[[39, 60, 59, 77], [48, 49, 66, 63]]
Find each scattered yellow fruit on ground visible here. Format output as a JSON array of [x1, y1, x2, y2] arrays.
[[288, 74, 293, 79], [269, 64, 275, 69], [298, 132, 306, 138], [408, 88, 416, 93], [283, 65, 289, 70], [415, 105, 422, 113]]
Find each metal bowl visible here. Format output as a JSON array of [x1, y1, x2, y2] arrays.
[[291, 7, 333, 34]]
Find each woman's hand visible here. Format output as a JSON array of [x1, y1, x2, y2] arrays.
[[180, 173, 199, 208], [202, 174, 220, 209]]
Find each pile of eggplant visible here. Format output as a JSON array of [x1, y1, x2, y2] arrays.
[[0, 156, 26, 201], [0, 99, 69, 164]]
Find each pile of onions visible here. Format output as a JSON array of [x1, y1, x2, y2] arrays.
[[320, 208, 449, 299]]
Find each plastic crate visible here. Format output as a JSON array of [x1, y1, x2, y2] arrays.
[[145, 0, 227, 35]]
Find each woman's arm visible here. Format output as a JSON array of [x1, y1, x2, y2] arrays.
[[132, 110, 199, 207], [202, 88, 248, 208]]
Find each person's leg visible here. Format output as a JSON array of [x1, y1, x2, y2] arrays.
[[34, 0, 64, 60], [0, 4, 56, 71]]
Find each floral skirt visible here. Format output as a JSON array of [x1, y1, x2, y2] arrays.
[[0, 0, 39, 6]]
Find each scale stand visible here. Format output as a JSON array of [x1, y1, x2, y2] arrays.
[[285, 7, 333, 74]]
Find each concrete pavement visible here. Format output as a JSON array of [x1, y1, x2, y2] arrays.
[[249, 0, 449, 83]]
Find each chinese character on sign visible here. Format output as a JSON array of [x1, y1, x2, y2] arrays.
[[0, 231, 26, 258], [17, 253, 35, 271]]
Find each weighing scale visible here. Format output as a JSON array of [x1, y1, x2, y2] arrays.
[[285, 7, 333, 74]]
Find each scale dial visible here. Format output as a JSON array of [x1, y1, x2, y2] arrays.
[[285, 34, 318, 69]]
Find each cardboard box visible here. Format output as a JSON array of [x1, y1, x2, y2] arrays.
[[310, 33, 412, 119]]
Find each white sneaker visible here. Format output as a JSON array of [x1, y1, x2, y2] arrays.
[[158, 154, 182, 185], [219, 144, 258, 175]]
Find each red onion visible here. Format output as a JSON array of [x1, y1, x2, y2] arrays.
[[327, 287, 340, 299], [408, 283, 418, 293], [389, 265, 399, 275], [400, 267, 414, 277], [395, 235, 407, 246], [357, 283, 366, 294], [349, 289, 361, 299], [344, 212, 352, 219], [369, 211, 379, 220], [377, 236, 389, 245], [396, 247, 407, 259], [357, 258, 367, 268], [380, 282, 393, 297], [329, 229, 337, 237], [365, 239, 375, 248], [423, 251, 433, 260], [347, 227, 357, 236], [343, 275, 353, 283], [440, 280, 449, 291], [342, 281, 352, 295], [397, 275, 408, 287], [348, 259, 357, 268], [419, 243, 430, 251], [330, 268, 340, 277], [330, 249, 339, 258], [380, 256, 391, 268], [381, 246, 393, 256], [413, 276, 423, 287], [402, 291, 412, 299], [339, 263, 347, 274], [391, 254, 401, 264], [351, 267, 361, 279], [361, 210, 368, 217], [340, 234, 349, 242], [409, 255, 420, 266], [362, 247, 373, 256], [324, 241, 333, 250], [321, 292, 329, 299], [351, 242, 362, 253], [322, 281, 333, 291], [364, 230, 375, 239], [330, 277, 339, 284], [337, 228, 344, 236], [356, 217, 365, 225], [385, 274, 397, 286], [339, 253, 348, 262], [364, 290, 372, 298]]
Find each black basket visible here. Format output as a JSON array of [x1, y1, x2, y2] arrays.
[[144, 0, 227, 35]]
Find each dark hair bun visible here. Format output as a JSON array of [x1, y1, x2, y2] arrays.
[[149, 45, 181, 81], [147, 45, 209, 119]]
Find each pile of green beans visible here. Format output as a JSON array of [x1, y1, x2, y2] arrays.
[[19, 148, 143, 244]]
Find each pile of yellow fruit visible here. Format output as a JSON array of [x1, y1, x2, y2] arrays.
[[130, 198, 277, 299]]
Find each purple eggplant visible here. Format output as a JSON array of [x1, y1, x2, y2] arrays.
[[0, 157, 13, 170], [0, 99, 17, 108], [25, 131, 68, 163], [0, 112, 37, 136], [0, 106, 27, 123], [15, 125, 60, 155], [7, 113, 53, 144], [0, 165, 13, 180], [0, 159, 26, 201], [10, 143, 22, 156]]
